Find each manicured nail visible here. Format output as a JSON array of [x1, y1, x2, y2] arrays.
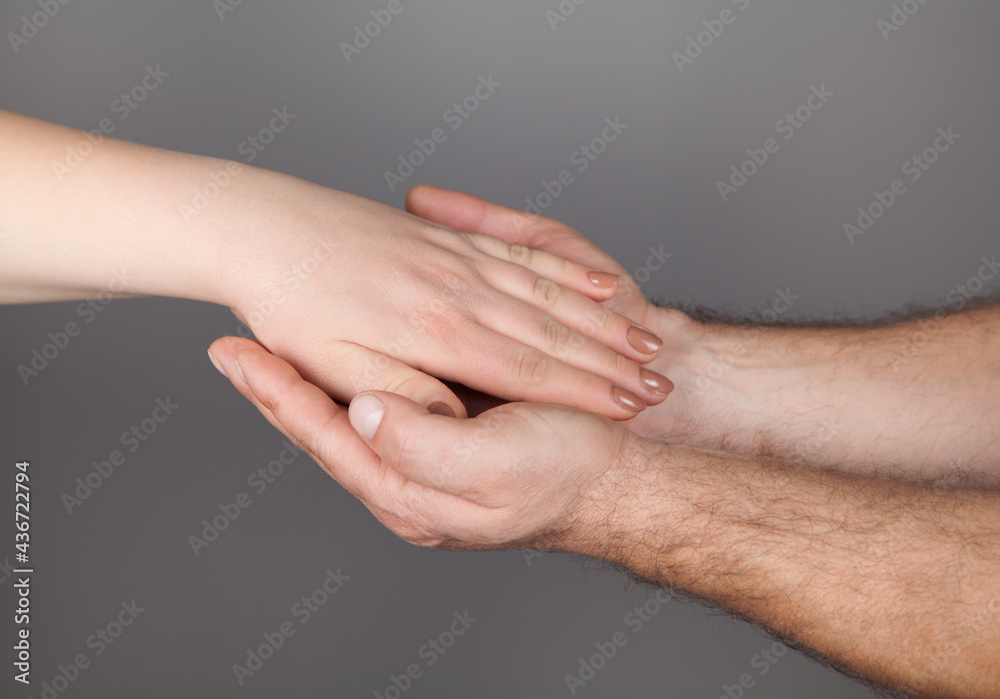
[[627, 325, 663, 354], [640, 369, 674, 396], [350, 394, 386, 440], [428, 402, 456, 417], [588, 271, 619, 289], [612, 386, 646, 413], [207, 350, 224, 376]]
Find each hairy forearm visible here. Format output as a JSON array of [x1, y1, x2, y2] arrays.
[[577, 437, 1000, 698], [634, 306, 1000, 477]]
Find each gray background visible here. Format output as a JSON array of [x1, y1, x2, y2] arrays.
[[2, 1, 998, 697]]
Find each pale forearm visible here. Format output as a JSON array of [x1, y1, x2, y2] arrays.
[[635, 305, 1000, 477], [0, 109, 267, 305], [581, 437, 1000, 698]]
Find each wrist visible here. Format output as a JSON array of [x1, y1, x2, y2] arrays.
[[208, 165, 348, 319], [559, 431, 680, 570], [633, 308, 832, 450]]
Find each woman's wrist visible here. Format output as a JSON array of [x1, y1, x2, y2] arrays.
[[205, 165, 355, 326], [0, 109, 246, 307]]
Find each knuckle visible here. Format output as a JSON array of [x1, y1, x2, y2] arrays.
[[423, 261, 478, 300], [510, 350, 553, 386], [580, 307, 614, 336], [610, 352, 639, 384], [260, 376, 295, 414], [422, 308, 471, 346], [554, 255, 577, 279], [543, 318, 583, 358], [508, 244, 534, 266], [386, 516, 446, 550], [532, 276, 561, 311], [381, 371, 427, 399]]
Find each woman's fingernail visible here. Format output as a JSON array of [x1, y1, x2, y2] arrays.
[[612, 386, 646, 413], [350, 394, 386, 440], [588, 271, 620, 289], [207, 350, 225, 376], [627, 326, 663, 354], [640, 369, 674, 396], [428, 402, 456, 417]]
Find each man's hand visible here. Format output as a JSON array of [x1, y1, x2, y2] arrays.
[[207, 336, 626, 551], [209, 333, 1000, 699], [409, 187, 1000, 477]]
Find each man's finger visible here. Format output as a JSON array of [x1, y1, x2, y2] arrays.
[[207, 339, 397, 507], [208, 337, 288, 436], [348, 390, 512, 501], [406, 184, 625, 275]]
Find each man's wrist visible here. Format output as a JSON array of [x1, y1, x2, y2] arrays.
[[558, 431, 683, 576], [636, 306, 855, 459], [641, 304, 1000, 474]]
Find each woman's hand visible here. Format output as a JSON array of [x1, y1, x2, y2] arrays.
[[0, 110, 671, 419], [216, 172, 673, 419], [402, 186, 691, 430]]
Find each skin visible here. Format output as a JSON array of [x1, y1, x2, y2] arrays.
[[210, 188, 1000, 698], [0, 109, 673, 419]]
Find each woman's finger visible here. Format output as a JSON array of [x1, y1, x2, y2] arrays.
[[464, 232, 620, 303]]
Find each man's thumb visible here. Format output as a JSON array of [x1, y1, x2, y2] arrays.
[[348, 391, 468, 489], [348, 391, 448, 447]]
